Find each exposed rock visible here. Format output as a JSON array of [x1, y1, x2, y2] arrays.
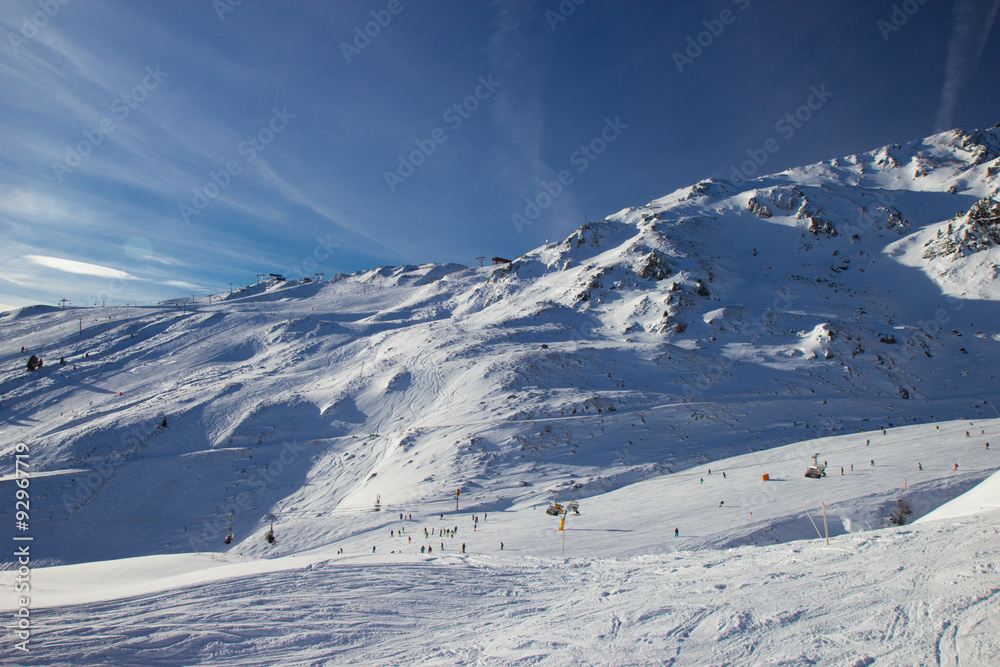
[[638, 251, 672, 281], [923, 197, 1000, 259], [746, 197, 772, 218]]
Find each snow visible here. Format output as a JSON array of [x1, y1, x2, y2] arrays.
[[917, 467, 1000, 524], [2, 125, 1000, 665]]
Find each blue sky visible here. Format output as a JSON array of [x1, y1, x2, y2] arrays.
[[1, 0, 998, 310]]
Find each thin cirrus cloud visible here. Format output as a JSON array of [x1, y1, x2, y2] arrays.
[[934, 0, 1000, 132], [25, 255, 139, 281]]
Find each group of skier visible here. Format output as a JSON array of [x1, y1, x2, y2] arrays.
[[356, 511, 500, 556]]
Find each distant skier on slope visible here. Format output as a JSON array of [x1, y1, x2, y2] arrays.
[[674, 528, 679, 537]]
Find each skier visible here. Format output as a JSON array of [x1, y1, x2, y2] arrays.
[[966, 431, 970, 437], [420, 545, 425, 553], [500, 542, 503, 550], [700, 478, 704, 484], [918, 463, 923, 471], [718, 501, 724, 508], [840, 467, 844, 475], [987, 443, 990, 450], [722, 472, 726, 479], [870, 459, 874, 467], [954, 463, 959, 471], [866, 439, 870, 446], [461, 543, 465, 553], [674, 527, 679, 537], [390, 530, 394, 537], [372, 546, 376, 553]]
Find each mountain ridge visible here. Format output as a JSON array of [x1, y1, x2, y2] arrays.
[[2, 124, 999, 565]]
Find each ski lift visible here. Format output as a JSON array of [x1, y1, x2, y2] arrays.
[[567, 486, 580, 515], [804, 453, 827, 479], [545, 491, 563, 516], [264, 513, 276, 544], [224, 514, 234, 544], [374, 494, 382, 512]]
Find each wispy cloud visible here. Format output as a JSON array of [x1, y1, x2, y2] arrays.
[[26, 255, 138, 280], [934, 0, 1000, 132], [163, 279, 203, 290], [487, 0, 549, 186]]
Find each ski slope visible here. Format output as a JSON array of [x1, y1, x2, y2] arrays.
[[2, 420, 999, 666], [2, 126, 1000, 664]]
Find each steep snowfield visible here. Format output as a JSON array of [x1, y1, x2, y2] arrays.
[[2, 125, 1000, 664]]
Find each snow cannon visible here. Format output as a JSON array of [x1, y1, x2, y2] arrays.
[[805, 453, 827, 479]]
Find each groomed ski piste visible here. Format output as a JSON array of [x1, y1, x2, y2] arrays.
[[2, 423, 999, 666], [2, 125, 1000, 664]]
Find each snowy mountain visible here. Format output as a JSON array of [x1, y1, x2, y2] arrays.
[[2, 125, 1000, 665]]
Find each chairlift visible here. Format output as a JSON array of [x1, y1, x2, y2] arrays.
[[224, 514, 234, 544], [567, 487, 580, 515], [545, 490, 563, 516], [804, 453, 826, 479], [264, 513, 276, 544], [374, 494, 382, 512]]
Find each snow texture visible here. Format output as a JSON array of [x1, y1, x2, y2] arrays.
[[2, 125, 1000, 665]]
